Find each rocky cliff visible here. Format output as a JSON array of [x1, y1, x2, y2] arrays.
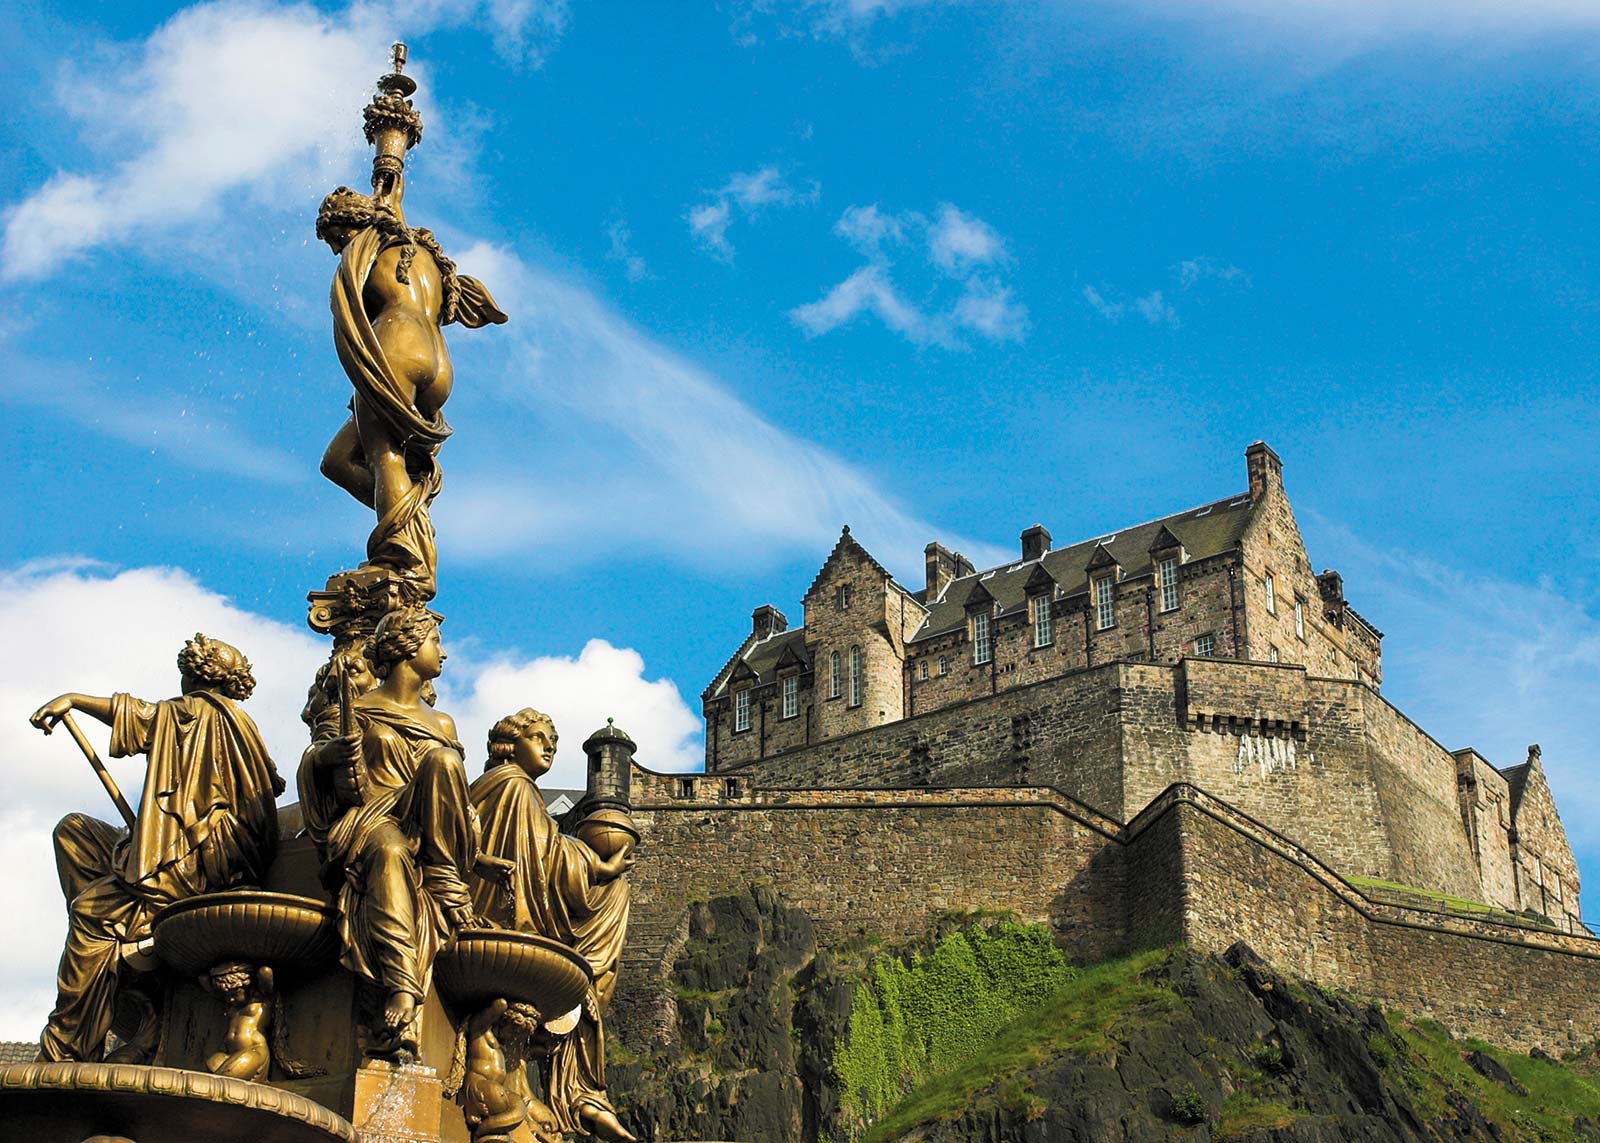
[[610, 887, 1600, 1142]]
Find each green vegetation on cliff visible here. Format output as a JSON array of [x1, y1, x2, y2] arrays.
[[832, 919, 1084, 1134]]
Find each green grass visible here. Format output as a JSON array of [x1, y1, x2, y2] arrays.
[[1347, 876, 1550, 926], [860, 948, 1178, 1143], [1389, 1013, 1600, 1138], [1214, 1094, 1301, 1139]]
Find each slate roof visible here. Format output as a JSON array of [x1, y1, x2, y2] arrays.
[[912, 491, 1257, 642], [0, 1041, 35, 1064], [707, 626, 810, 699]]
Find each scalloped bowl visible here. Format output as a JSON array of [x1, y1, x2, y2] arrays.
[[151, 891, 339, 977], [434, 930, 592, 1015]]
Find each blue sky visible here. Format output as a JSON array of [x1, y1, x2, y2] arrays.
[[1, 0, 1598, 1033]]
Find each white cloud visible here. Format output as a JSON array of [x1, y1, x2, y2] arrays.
[[604, 215, 649, 282], [791, 202, 1027, 349], [1134, 289, 1179, 327], [1084, 255, 1246, 328], [688, 165, 819, 261], [445, 640, 703, 780], [0, 0, 566, 282], [927, 203, 1006, 275], [0, 558, 701, 1040]]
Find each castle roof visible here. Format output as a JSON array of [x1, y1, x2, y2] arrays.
[[911, 490, 1256, 642], [707, 626, 810, 698]]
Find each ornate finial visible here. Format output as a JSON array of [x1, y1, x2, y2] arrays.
[[365, 41, 422, 197], [607, 717, 615, 727], [842, 524, 851, 535]]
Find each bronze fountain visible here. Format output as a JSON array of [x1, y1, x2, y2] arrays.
[[1, 44, 641, 1143]]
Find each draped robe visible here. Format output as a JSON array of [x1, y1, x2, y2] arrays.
[[306, 701, 479, 1005], [43, 691, 283, 1061], [468, 764, 630, 1132]]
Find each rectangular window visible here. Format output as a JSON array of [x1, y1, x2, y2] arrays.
[[782, 675, 798, 719], [1032, 595, 1053, 648], [829, 651, 840, 698], [938, 655, 949, 676], [1195, 633, 1215, 657], [1264, 572, 1276, 614], [1094, 576, 1115, 630], [734, 688, 751, 732], [1294, 599, 1305, 640], [848, 645, 863, 707], [972, 611, 993, 664], [835, 584, 852, 611], [1158, 557, 1179, 613], [1268, 645, 1279, 663]]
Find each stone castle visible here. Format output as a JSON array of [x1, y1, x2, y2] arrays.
[[604, 442, 1597, 1054]]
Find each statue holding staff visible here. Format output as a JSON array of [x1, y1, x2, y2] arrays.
[[28, 634, 284, 1062]]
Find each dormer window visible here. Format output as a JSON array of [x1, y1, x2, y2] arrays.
[[734, 688, 751, 732], [1031, 595, 1053, 648], [782, 675, 798, 719], [1094, 576, 1116, 630], [836, 584, 853, 611], [1158, 556, 1180, 613], [1264, 572, 1276, 614], [971, 611, 993, 664]]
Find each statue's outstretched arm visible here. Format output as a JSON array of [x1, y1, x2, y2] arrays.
[[30, 692, 114, 732]]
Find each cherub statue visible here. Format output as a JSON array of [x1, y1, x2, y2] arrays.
[[29, 634, 283, 1062], [460, 998, 527, 1143], [315, 177, 505, 596], [203, 963, 273, 1081]]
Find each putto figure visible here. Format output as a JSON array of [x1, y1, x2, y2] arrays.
[[29, 634, 284, 1062], [297, 606, 507, 1058], [315, 55, 506, 600], [469, 709, 637, 1143]]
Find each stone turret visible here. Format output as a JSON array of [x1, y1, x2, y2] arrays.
[[583, 718, 636, 811]]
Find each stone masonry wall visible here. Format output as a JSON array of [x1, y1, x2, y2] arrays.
[[1159, 790, 1600, 1051]]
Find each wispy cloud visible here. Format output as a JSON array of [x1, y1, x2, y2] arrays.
[[791, 202, 1028, 348], [687, 165, 820, 261], [1308, 517, 1600, 916], [442, 242, 1006, 571], [605, 214, 650, 281], [0, 558, 701, 1040], [0, 0, 564, 282], [1083, 254, 1248, 329], [1, 4, 988, 576]]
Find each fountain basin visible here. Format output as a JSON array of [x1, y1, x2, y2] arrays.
[[152, 891, 339, 977], [434, 930, 591, 1016]]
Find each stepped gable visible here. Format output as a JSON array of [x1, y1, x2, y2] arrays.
[[913, 491, 1255, 641]]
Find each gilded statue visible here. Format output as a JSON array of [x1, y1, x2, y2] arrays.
[[469, 709, 637, 1143], [28, 634, 284, 1062], [315, 51, 506, 599], [202, 963, 274, 1081], [296, 607, 509, 1058]]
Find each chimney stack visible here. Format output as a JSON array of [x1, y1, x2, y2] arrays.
[[752, 604, 787, 640], [925, 543, 958, 600], [1246, 441, 1283, 501], [952, 551, 976, 579], [1021, 524, 1051, 562]]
